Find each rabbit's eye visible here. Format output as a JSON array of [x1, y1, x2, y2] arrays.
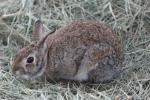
[[27, 57, 34, 63]]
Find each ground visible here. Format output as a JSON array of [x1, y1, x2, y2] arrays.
[[0, 0, 150, 99]]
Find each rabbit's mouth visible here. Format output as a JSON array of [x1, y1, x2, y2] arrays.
[[13, 62, 46, 80]]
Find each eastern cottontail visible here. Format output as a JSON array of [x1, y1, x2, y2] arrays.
[[11, 20, 123, 83]]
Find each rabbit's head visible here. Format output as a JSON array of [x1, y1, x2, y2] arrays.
[[11, 20, 53, 80]]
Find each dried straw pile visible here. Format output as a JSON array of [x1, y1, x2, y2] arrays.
[[0, 0, 150, 99]]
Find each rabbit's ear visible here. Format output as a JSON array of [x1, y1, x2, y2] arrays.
[[32, 20, 47, 42]]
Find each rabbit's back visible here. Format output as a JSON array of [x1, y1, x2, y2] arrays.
[[45, 21, 123, 82]]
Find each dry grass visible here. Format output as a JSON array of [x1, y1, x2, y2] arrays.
[[0, 0, 150, 99]]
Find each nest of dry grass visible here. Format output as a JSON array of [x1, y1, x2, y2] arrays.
[[0, 0, 150, 99]]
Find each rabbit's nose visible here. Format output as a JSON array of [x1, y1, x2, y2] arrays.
[[12, 67, 25, 76]]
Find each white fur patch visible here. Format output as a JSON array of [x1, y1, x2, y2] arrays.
[[73, 63, 89, 81], [73, 63, 98, 81], [16, 74, 30, 80], [74, 71, 88, 81]]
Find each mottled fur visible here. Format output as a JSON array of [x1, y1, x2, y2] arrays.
[[11, 20, 123, 83]]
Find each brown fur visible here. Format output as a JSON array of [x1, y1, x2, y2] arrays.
[[44, 21, 123, 82], [11, 20, 123, 83]]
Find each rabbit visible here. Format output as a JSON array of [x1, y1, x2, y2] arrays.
[[11, 20, 123, 83]]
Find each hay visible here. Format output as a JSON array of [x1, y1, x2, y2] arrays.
[[0, 0, 150, 99]]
